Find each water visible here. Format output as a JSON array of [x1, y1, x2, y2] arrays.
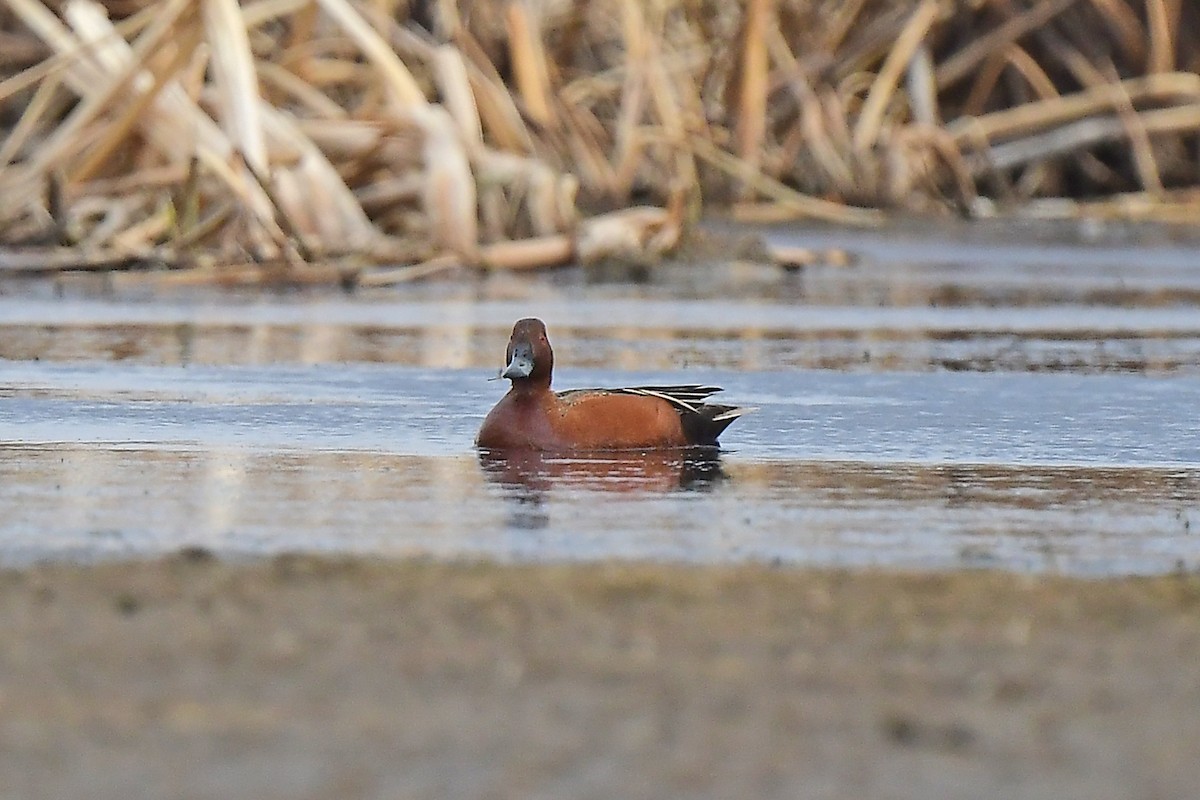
[[1, 359, 1197, 574], [1, 224, 1198, 573]]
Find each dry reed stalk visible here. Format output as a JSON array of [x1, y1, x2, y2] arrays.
[[1085, 0, 1147, 67], [1142, 0, 1180, 74], [961, 50, 1008, 118], [609, 0, 648, 201], [1101, 60, 1164, 195], [906, 44, 938, 127], [172, 156, 203, 245], [448, 28, 535, 152], [556, 102, 616, 197], [480, 234, 573, 270], [0, 35, 64, 106], [0, 246, 169, 273], [1045, 29, 1112, 90], [970, 103, 1200, 174], [732, 0, 772, 170], [935, 0, 1077, 89], [242, 0, 315, 28], [240, 152, 316, 261], [255, 103, 378, 250], [1004, 45, 1058, 102], [1018, 189, 1200, 223], [255, 61, 349, 118], [505, 0, 555, 128], [643, 23, 699, 211], [416, 106, 478, 258], [116, 258, 351, 287], [948, 73, 1200, 143], [692, 137, 884, 225], [356, 254, 462, 286], [205, 0, 268, 174], [995, 21, 1173, 195], [313, 0, 424, 107], [294, 119, 413, 164], [433, 44, 483, 150], [108, 201, 173, 251], [71, 165, 189, 197], [354, 175, 423, 210], [822, 0, 870, 54], [766, 28, 855, 195], [0, 63, 68, 174], [475, 149, 576, 236], [853, 0, 940, 152]]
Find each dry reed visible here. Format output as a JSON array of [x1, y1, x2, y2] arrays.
[[0, 0, 1198, 284]]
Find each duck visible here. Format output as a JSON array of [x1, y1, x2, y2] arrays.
[[476, 318, 747, 452]]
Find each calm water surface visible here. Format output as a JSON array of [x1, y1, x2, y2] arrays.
[[1, 225, 1198, 573]]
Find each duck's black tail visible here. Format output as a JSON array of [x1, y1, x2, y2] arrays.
[[679, 403, 749, 447]]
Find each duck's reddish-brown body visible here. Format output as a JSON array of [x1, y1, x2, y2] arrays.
[[476, 318, 745, 452]]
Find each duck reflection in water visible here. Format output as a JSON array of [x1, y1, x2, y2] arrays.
[[478, 447, 728, 494], [477, 448, 728, 530]]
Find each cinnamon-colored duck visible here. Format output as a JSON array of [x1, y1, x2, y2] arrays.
[[476, 318, 747, 452]]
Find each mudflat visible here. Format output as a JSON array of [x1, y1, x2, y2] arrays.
[[2, 555, 1198, 799]]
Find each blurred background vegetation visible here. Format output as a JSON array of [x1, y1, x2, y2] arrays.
[[1, 0, 1197, 280]]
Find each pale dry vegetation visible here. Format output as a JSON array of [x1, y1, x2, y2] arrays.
[[0, 0, 1197, 283]]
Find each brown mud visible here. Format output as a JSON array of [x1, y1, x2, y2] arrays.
[[2, 554, 1199, 799]]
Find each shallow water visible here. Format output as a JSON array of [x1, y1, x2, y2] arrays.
[[1, 224, 1198, 573], [1, 360, 1197, 574]]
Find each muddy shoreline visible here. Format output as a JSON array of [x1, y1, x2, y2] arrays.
[[2, 554, 1198, 799]]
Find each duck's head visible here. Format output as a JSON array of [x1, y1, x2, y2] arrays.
[[501, 317, 554, 386]]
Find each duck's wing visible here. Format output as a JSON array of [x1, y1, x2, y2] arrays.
[[556, 384, 749, 446], [557, 384, 725, 414], [612, 384, 729, 413]]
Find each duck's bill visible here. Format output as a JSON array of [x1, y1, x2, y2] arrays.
[[501, 342, 535, 379]]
